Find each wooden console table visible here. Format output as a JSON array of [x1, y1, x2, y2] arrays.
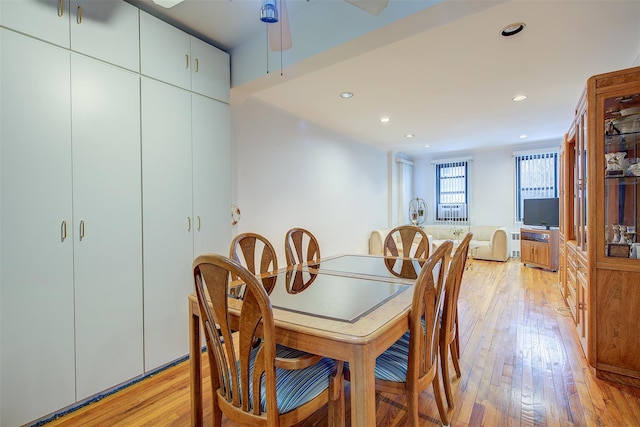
[[520, 228, 559, 271]]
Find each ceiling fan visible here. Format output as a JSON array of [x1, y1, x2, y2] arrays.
[[152, 0, 389, 51]]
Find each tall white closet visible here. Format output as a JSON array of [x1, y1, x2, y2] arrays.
[[1, 29, 143, 426], [140, 82, 231, 371], [1, 2, 231, 425], [139, 10, 231, 372], [1, 29, 77, 427]]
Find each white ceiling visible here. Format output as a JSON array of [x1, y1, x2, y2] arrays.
[[128, 0, 640, 156]]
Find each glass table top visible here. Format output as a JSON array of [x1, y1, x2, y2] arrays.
[[267, 269, 410, 323], [306, 254, 424, 282]]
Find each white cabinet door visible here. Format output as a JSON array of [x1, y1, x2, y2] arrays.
[[70, 0, 139, 72], [190, 36, 230, 103], [71, 54, 143, 400], [1, 30, 75, 427], [192, 94, 232, 257], [0, 0, 70, 48], [140, 11, 191, 90], [141, 77, 193, 371]]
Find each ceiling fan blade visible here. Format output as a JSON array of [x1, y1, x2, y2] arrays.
[[152, 0, 184, 8], [345, 0, 389, 16], [268, 0, 292, 51]]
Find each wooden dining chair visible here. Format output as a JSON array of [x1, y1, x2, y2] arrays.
[[346, 240, 453, 426], [284, 227, 320, 267], [192, 254, 345, 427], [383, 225, 431, 258], [440, 232, 472, 414], [383, 226, 431, 279], [229, 232, 278, 297]]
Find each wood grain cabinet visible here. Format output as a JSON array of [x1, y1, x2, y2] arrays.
[[560, 66, 640, 387], [520, 228, 559, 271], [565, 242, 578, 322]]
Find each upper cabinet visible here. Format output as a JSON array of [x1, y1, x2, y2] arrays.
[[139, 11, 191, 90], [191, 36, 230, 103], [1, 0, 71, 48], [140, 11, 230, 102], [1, 0, 139, 71], [70, 0, 140, 72]]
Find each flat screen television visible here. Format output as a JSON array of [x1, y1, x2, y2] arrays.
[[523, 197, 559, 229]]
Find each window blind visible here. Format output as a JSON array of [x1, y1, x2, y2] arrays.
[[436, 160, 469, 222], [515, 152, 558, 221]]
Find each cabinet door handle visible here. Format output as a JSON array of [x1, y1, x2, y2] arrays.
[[61, 220, 67, 241], [187, 216, 192, 232], [79, 220, 85, 240], [195, 58, 199, 73], [58, 0, 64, 16], [77, 5, 82, 24], [185, 54, 189, 69], [197, 216, 201, 231]]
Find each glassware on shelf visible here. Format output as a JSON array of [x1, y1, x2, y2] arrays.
[[603, 92, 640, 259]]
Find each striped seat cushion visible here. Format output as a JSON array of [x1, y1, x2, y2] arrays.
[[373, 332, 411, 382], [240, 344, 334, 414]]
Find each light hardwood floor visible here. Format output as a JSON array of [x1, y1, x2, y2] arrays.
[[44, 259, 640, 426]]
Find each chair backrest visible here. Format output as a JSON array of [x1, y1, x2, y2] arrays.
[[229, 232, 278, 295], [383, 226, 430, 259], [284, 228, 320, 266], [193, 254, 280, 422], [441, 232, 473, 343], [406, 240, 452, 390]]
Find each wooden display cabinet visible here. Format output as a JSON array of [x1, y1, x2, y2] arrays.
[[560, 66, 640, 387]]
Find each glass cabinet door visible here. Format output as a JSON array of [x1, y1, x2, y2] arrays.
[[575, 103, 588, 251], [603, 92, 640, 258]]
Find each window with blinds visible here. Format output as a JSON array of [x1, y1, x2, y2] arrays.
[[436, 160, 468, 221], [515, 151, 558, 222]]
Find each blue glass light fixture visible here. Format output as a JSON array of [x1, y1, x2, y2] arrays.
[[260, 0, 278, 23]]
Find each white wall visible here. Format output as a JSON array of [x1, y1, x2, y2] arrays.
[[233, 99, 388, 261], [412, 140, 561, 234]]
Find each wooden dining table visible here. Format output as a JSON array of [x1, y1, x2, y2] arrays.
[[189, 254, 422, 426]]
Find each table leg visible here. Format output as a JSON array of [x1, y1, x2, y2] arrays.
[[190, 303, 203, 427], [348, 346, 377, 426]]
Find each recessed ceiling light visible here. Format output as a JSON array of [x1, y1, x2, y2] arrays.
[[424, 144, 431, 148], [500, 22, 526, 37], [513, 95, 527, 102], [519, 134, 528, 139], [405, 133, 415, 138], [340, 91, 353, 99], [380, 116, 390, 123]]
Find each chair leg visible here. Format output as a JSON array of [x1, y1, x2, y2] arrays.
[[406, 390, 421, 427], [452, 318, 462, 377], [454, 315, 461, 360], [328, 361, 345, 427], [212, 397, 223, 427], [432, 368, 451, 427], [451, 338, 462, 378], [439, 335, 455, 411]]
